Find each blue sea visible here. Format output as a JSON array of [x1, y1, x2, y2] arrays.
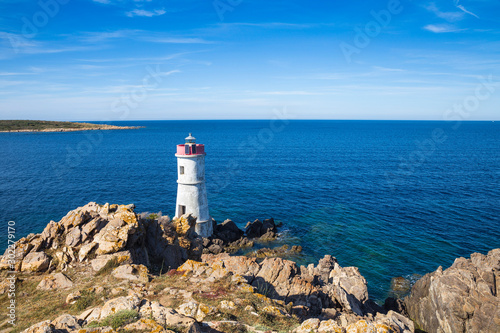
[[1, 120, 499, 302]]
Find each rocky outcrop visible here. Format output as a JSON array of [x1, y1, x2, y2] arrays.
[[21, 252, 50, 272], [247, 244, 303, 259], [201, 253, 382, 318], [0, 202, 204, 274], [405, 249, 500, 333], [202, 217, 282, 255], [245, 218, 278, 240], [22, 293, 195, 333], [176, 254, 413, 332]]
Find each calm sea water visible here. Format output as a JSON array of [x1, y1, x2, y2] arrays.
[[1, 120, 499, 302]]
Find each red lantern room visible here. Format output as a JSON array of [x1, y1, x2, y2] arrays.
[[176, 133, 205, 155]]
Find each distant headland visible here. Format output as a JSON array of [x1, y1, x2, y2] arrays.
[[0, 120, 143, 133]]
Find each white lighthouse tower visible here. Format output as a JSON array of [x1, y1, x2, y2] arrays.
[[174, 133, 212, 238]]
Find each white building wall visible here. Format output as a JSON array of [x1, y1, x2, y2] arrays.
[[175, 153, 212, 237]]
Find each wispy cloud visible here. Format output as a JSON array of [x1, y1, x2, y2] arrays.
[[141, 36, 213, 44], [455, 2, 480, 19], [425, 3, 464, 22], [76, 30, 213, 44], [125, 9, 166, 17], [423, 24, 465, 33]]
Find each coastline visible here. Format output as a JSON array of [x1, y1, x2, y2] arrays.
[[0, 125, 143, 133], [1, 202, 498, 333]]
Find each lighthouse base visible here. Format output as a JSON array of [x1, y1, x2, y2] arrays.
[[195, 219, 213, 238]]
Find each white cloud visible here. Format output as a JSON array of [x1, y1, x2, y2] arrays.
[[456, 4, 480, 19], [423, 24, 465, 33], [141, 36, 213, 44], [425, 3, 464, 22], [125, 9, 166, 17]]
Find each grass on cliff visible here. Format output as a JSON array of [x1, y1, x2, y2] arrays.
[[96, 257, 120, 276], [87, 310, 139, 330]]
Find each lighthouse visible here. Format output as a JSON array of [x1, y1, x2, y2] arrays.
[[174, 133, 212, 238]]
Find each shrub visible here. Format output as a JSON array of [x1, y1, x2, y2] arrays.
[[99, 310, 139, 330], [74, 290, 96, 312]]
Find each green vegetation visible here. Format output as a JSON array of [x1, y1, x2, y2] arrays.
[[73, 290, 98, 312], [0, 120, 139, 132], [87, 310, 139, 330]]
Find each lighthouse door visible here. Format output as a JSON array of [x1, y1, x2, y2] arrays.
[[179, 205, 186, 216]]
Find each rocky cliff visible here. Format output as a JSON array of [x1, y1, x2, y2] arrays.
[[0, 202, 496, 333], [405, 249, 500, 333]]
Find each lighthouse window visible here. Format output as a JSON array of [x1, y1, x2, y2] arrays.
[[179, 205, 186, 216], [192, 145, 197, 154], [179, 166, 184, 175], [185, 145, 190, 154]]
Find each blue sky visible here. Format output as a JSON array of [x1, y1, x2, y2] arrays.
[[0, 0, 499, 120]]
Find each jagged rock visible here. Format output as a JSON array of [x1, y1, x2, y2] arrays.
[[65, 226, 82, 247], [0, 238, 34, 271], [375, 310, 414, 333], [77, 307, 102, 323], [20, 252, 50, 272], [317, 319, 343, 333], [245, 219, 263, 238], [144, 216, 196, 270], [91, 251, 133, 271], [21, 320, 55, 333], [405, 249, 500, 333], [294, 318, 320, 333], [177, 301, 216, 321], [51, 314, 81, 331], [78, 242, 97, 262], [40, 221, 63, 249], [73, 328, 113, 333], [28, 235, 45, 253], [123, 318, 171, 333], [207, 244, 223, 254], [173, 214, 196, 237], [37, 273, 73, 290], [259, 230, 277, 241], [384, 297, 407, 315], [54, 246, 77, 270], [93, 219, 131, 255], [112, 264, 149, 283], [150, 301, 196, 328], [247, 244, 302, 258], [100, 295, 141, 318], [202, 253, 371, 316], [261, 218, 277, 235], [215, 219, 244, 243], [226, 237, 254, 252], [202, 253, 261, 281]]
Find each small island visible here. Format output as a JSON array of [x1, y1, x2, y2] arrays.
[[0, 120, 143, 133]]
